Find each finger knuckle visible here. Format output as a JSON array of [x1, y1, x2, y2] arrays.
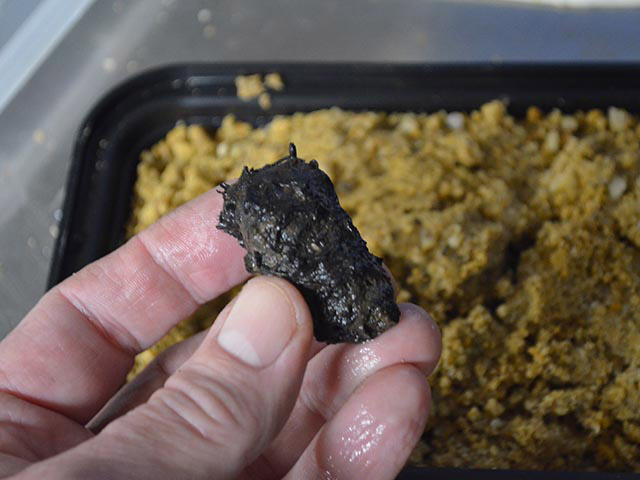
[[159, 362, 263, 442]]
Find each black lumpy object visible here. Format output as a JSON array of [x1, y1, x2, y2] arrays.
[[217, 143, 400, 343]]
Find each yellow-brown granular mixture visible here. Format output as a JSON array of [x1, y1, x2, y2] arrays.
[[128, 101, 640, 472]]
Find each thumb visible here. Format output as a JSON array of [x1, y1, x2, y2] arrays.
[[28, 277, 313, 480]]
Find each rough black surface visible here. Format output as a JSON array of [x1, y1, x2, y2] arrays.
[[217, 144, 399, 343]]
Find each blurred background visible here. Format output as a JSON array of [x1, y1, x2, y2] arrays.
[[1, 0, 640, 338]]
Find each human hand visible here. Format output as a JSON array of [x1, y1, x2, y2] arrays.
[[0, 188, 441, 480]]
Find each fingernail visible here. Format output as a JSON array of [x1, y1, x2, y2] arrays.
[[218, 278, 297, 367]]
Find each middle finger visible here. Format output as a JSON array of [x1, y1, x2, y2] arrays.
[[246, 302, 441, 479]]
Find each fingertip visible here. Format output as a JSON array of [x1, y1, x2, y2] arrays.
[[243, 276, 315, 355], [259, 277, 315, 368], [361, 302, 441, 377], [306, 364, 431, 480], [398, 303, 442, 373], [202, 276, 313, 371], [363, 365, 431, 478], [251, 276, 313, 331]]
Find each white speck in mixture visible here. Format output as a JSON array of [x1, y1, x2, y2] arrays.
[[608, 106, 629, 132], [608, 176, 627, 201], [545, 130, 560, 152], [446, 112, 465, 130], [560, 115, 578, 132], [216, 142, 228, 156]]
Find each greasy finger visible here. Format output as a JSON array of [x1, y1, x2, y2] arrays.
[[285, 365, 431, 480], [248, 303, 440, 478]]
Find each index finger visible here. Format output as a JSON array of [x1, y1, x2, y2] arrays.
[[0, 188, 249, 423]]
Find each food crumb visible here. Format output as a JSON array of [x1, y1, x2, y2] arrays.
[[446, 112, 464, 130], [32, 129, 45, 144], [197, 8, 212, 24], [102, 57, 117, 73], [485, 398, 505, 417], [235, 74, 265, 100], [608, 106, 629, 132], [561, 115, 578, 131], [544, 129, 560, 152], [49, 224, 59, 239], [236, 73, 285, 110], [264, 72, 285, 91], [258, 92, 271, 110], [203, 24, 216, 38]]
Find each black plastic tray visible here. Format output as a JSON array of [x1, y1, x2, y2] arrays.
[[49, 63, 640, 479]]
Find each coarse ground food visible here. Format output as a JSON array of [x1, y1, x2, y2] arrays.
[[128, 101, 640, 472]]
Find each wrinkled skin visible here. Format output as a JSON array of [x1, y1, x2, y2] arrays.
[[218, 144, 399, 343]]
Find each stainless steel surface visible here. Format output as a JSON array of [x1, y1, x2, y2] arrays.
[[0, 0, 95, 112], [0, 0, 43, 48], [2, 0, 640, 338]]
